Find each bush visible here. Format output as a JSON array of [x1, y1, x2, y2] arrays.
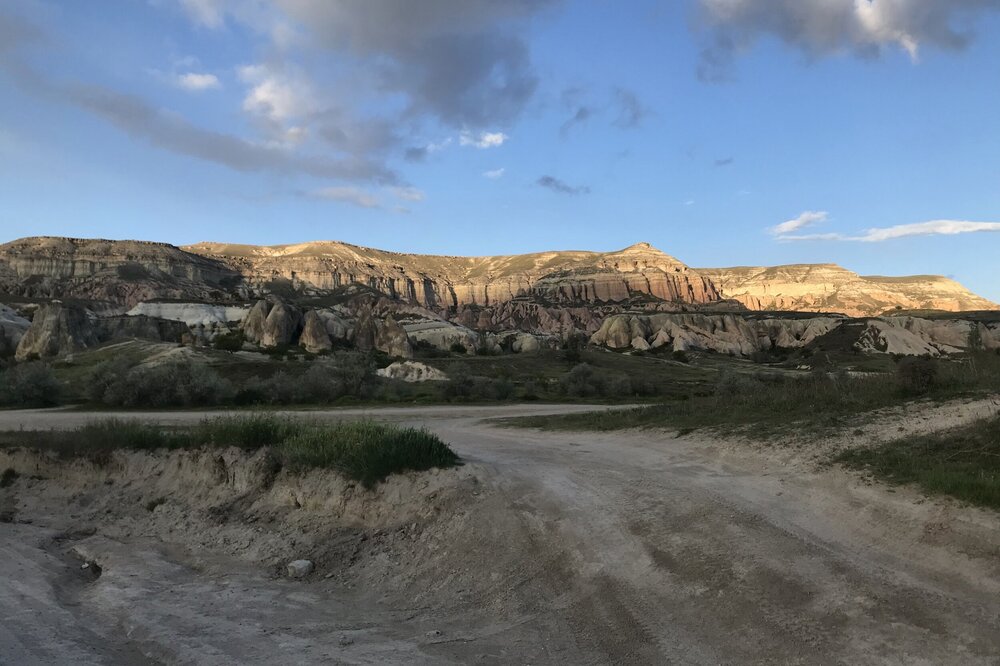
[[449, 342, 468, 355], [234, 355, 376, 406], [672, 350, 690, 364], [213, 330, 245, 352], [559, 363, 636, 398], [98, 359, 234, 407], [444, 375, 515, 401], [0, 362, 62, 407], [895, 356, 938, 395]]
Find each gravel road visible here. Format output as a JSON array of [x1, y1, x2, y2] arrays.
[[1, 403, 999, 664]]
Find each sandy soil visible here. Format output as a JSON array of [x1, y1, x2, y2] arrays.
[[2, 401, 1000, 664]]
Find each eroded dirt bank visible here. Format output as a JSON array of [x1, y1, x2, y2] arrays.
[[2, 402, 1000, 664]]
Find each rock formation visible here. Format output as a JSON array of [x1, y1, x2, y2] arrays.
[[184, 240, 721, 309], [242, 300, 272, 345], [260, 302, 303, 348], [700, 264, 998, 318], [299, 310, 332, 353], [591, 313, 842, 356], [375, 316, 413, 358], [0, 305, 30, 357], [15, 304, 99, 361], [375, 361, 448, 383], [0, 237, 240, 308]]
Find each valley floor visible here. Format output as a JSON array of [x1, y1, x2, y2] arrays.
[[2, 402, 1000, 664]]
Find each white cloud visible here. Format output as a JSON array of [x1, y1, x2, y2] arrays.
[[390, 186, 425, 202], [772, 210, 828, 235], [310, 186, 380, 209], [778, 219, 1000, 242], [176, 72, 220, 91], [460, 130, 507, 149], [238, 63, 315, 123], [178, 0, 227, 28], [483, 167, 505, 179]]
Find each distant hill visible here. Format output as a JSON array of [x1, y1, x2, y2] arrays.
[[698, 263, 998, 318]]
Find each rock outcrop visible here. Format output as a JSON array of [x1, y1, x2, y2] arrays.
[[0, 305, 30, 357], [376, 361, 448, 383], [299, 310, 332, 353], [591, 313, 842, 356], [15, 304, 99, 361], [700, 264, 998, 318], [184, 240, 721, 309], [261, 302, 302, 348], [591, 312, 1000, 357], [242, 300, 272, 345], [853, 317, 1000, 356], [375, 317, 413, 358], [0, 237, 241, 307]]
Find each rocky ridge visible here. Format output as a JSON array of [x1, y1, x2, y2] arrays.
[[700, 264, 998, 318]]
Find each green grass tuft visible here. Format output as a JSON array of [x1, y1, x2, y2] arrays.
[[0, 413, 460, 487], [834, 414, 1000, 510], [278, 422, 459, 487]]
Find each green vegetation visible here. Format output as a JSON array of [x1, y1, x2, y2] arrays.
[[507, 352, 1000, 436], [0, 362, 62, 407], [0, 413, 459, 487], [835, 414, 1000, 510]]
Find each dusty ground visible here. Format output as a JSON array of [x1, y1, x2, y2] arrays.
[[1, 401, 1000, 664]]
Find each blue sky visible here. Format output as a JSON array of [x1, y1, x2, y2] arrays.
[[1, 0, 998, 300]]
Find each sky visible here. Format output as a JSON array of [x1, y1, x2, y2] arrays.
[[0, 0, 998, 301]]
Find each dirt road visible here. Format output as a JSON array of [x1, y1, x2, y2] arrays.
[[2, 403, 999, 664]]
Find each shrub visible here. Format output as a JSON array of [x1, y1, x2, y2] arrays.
[[234, 355, 376, 406], [98, 359, 234, 407], [444, 375, 515, 401], [672, 350, 690, 364], [213, 330, 245, 352], [895, 356, 938, 395], [449, 342, 468, 355], [0, 362, 62, 407], [559, 363, 636, 398]]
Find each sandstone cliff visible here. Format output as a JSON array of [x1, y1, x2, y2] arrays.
[[700, 264, 998, 318], [183, 241, 720, 309], [0, 237, 240, 308]]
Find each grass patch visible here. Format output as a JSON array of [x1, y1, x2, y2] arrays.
[[834, 414, 1000, 510], [0, 413, 459, 487], [279, 422, 458, 487], [506, 352, 1000, 436]]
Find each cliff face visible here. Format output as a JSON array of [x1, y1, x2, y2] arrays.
[[699, 264, 998, 318], [183, 240, 721, 308], [0, 237, 240, 308]]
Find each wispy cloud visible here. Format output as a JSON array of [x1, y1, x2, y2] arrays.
[[714, 156, 734, 167], [308, 186, 381, 209], [390, 186, 425, 202], [537, 175, 590, 195], [613, 87, 647, 129], [780, 219, 1000, 242], [772, 210, 829, 236], [459, 130, 507, 149], [483, 167, 505, 179], [176, 72, 220, 91]]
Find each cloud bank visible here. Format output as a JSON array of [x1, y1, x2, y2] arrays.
[[697, 0, 1000, 80]]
